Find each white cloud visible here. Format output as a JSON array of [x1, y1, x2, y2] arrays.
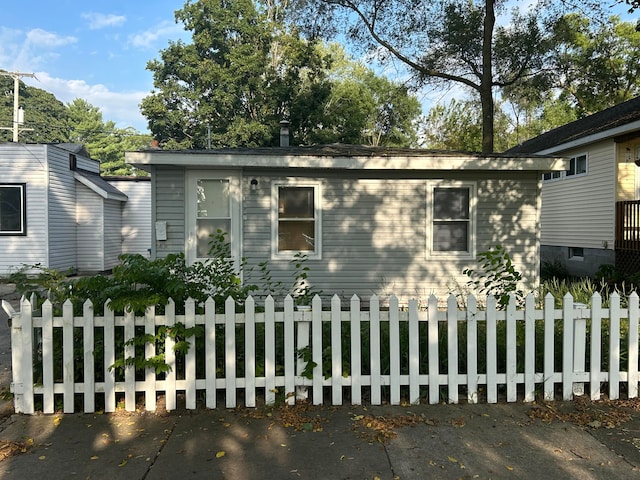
[[82, 12, 127, 30], [128, 20, 185, 49], [25, 72, 149, 132], [26, 28, 77, 48]]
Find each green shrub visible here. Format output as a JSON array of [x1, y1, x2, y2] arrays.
[[462, 245, 523, 309]]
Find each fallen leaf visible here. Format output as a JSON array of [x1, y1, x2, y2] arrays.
[[216, 451, 226, 458], [118, 459, 127, 467], [506, 465, 514, 471], [90, 455, 99, 460], [448, 456, 458, 463], [53, 417, 61, 426], [38, 455, 46, 460]]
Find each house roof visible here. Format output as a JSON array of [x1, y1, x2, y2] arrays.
[[74, 170, 128, 201], [126, 144, 567, 172], [506, 97, 640, 155]]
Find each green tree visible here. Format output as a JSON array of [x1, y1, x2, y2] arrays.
[[292, 0, 606, 153], [67, 98, 151, 176], [0, 76, 70, 142], [548, 14, 640, 117], [141, 0, 420, 148]]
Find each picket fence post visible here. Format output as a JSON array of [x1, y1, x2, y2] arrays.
[[311, 294, 323, 405], [284, 295, 295, 406], [245, 296, 257, 407], [144, 305, 157, 412], [466, 294, 478, 404], [205, 297, 217, 409], [104, 300, 116, 412], [446, 294, 459, 404], [543, 293, 555, 401], [590, 293, 603, 401], [331, 294, 342, 405], [42, 300, 54, 414], [62, 299, 74, 413], [609, 292, 621, 400], [83, 299, 95, 413], [164, 298, 177, 411], [185, 298, 197, 410], [629, 292, 639, 398], [369, 294, 382, 405], [427, 294, 439, 405]]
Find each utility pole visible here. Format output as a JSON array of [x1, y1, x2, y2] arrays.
[[0, 71, 36, 142]]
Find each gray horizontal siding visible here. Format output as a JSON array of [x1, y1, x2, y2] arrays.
[[153, 166, 185, 257], [241, 169, 541, 301]]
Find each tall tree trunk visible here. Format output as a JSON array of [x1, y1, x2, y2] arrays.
[[481, 0, 496, 153]]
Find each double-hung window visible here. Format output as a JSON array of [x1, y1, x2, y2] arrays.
[[0, 184, 26, 235], [428, 182, 475, 257], [272, 182, 321, 259]]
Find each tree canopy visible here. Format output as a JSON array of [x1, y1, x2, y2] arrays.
[[291, 0, 607, 153], [141, 0, 421, 148], [0, 75, 70, 143], [421, 12, 640, 152], [0, 77, 150, 175]]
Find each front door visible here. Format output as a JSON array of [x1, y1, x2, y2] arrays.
[[186, 170, 241, 267]]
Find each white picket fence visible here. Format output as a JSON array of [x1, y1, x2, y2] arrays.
[[2, 291, 639, 414]]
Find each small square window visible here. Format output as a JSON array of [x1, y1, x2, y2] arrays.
[[569, 247, 584, 259], [0, 184, 26, 235], [566, 154, 587, 177]]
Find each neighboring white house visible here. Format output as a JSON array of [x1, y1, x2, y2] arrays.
[[0, 142, 151, 275], [126, 141, 566, 301], [506, 97, 640, 278], [104, 176, 152, 258]]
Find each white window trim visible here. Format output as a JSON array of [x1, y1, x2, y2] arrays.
[[271, 179, 322, 260], [426, 180, 476, 259], [185, 170, 241, 267], [0, 183, 26, 236], [542, 153, 588, 182]]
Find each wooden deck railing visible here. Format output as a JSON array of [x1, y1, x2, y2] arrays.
[[615, 200, 640, 251]]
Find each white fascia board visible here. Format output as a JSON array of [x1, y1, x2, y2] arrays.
[[126, 151, 568, 172]]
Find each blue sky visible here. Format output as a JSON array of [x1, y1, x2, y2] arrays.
[[0, 0, 190, 132], [0, 1, 636, 134]]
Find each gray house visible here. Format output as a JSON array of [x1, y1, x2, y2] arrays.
[[507, 97, 640, 278], [126, 142, 565, 301], [0, 143, 151, 275]]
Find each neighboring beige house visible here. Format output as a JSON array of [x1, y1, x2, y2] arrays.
[[0, 143, 151, 275], [507, 97, 640, 278], [126, 141, 565, 301]]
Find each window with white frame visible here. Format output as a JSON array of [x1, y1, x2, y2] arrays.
[[429, 183, 474, 256], [273, 182, 321, 258], [543, 153, 587, 181], [0, 184, 26, 235]]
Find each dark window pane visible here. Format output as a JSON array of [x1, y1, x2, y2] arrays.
[[434, 188, 469, 219], [0, 186, 23, 233], [278, 221, 315, 251], [279, 187, 314, 218], [433, 222, 468, 252]]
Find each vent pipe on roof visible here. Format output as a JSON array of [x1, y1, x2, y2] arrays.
[[279, 120, 290, 147]]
